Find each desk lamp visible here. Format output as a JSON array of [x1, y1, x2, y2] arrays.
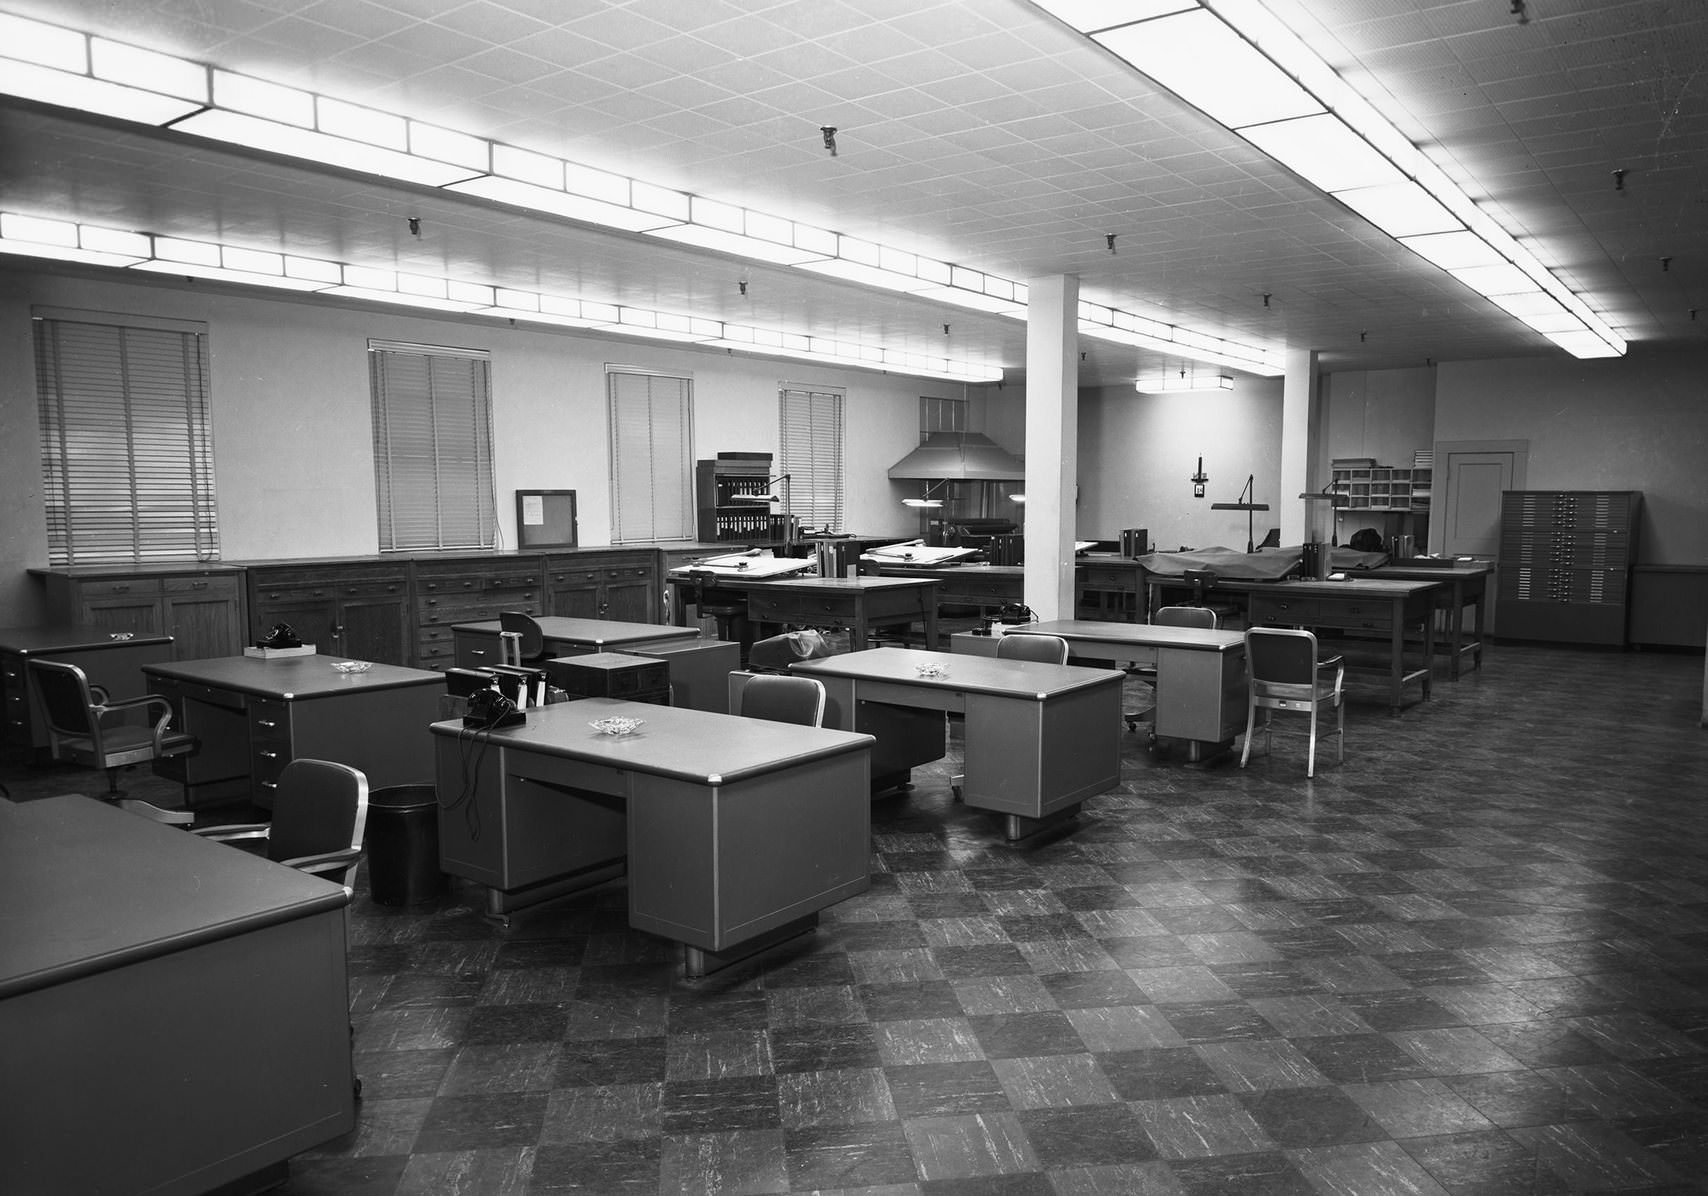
[[730, 474, 794, 552], [1211, 474, 1270, 552]]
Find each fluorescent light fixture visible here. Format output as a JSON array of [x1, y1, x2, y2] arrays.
[[317, 96, 405, 150], [901, 498, 945, 508], [1240, 113, 1404, 193], [1332, 182, 1462, 238], [913, 286, 1025, 315], [0, 13, 87, 71], [323, 286, 487, 313], [0, 59, 205, 123], [90, 38, 207, 103], [0, 212, 149, 267], [797, 256, 933, 294], [131, 260, 328, 291], [1026, 0, 1623, 358], [1094, 9, 1322, 130], [446, 175, 679, 232], [648, 222, 828, 265], [1136, 372, 1233, 393], [173, 109, 481, 187], [212, 70, 312, 126]]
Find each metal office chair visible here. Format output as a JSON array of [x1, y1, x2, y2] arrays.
[[994, 633, 1070, 665], [1240, 627, 1344, 778], [26, 659, 198, 797], [498, 610, 546, 667], [1125, 605, 1218, 733], [192, 758, 370, 888], [736, 674, 826, 727]]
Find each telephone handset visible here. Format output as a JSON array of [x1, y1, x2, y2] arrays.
[[464, 686, 524, 729]]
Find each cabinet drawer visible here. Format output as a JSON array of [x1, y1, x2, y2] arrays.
[[418, 595, 539, 624], [77, 578, 162, 599], [163, 575, 240, 597], [249, 698, 292, 792], [1305, 602, 1394, 631]]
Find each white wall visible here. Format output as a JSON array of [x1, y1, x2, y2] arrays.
[[1077, 380, 1285, 551], [0, 265, 985, 622]]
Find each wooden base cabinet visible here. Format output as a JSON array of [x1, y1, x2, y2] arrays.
[[37, 567, 245, 661], [246, 560, 412, 665], [546, 550, 658, 622]]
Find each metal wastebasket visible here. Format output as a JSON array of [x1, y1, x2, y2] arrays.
[[364, 783, 446, 906]]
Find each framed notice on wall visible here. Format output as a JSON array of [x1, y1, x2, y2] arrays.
[[515, 489, 578, 549]]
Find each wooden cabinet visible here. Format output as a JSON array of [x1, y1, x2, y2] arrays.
[[246, 561, 411, 664], [39, 567, 245, 661], [696, 453, 784, 545], [413, 557, 544, 671], [1497, 490, 1642, 645], [545, 551, 658, 623]]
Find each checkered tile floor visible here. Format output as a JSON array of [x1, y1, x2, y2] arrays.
[[8, 640, 1708, 1194]]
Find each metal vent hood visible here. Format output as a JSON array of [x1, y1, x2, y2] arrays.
[[887, 431, 1025, 481]]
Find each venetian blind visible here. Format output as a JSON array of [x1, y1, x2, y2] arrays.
[[608, 369, 694, 543], [34, 312, 219, 566], [780, 385, 845, 533], [369, 341, 496, 551]]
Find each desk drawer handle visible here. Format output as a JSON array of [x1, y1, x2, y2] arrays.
[[256, 718, 278, 729], [258, 750, 280, 760], [190, 581, 207, 590], [259, 780, 278, 792], [468, 649, 488, 659]]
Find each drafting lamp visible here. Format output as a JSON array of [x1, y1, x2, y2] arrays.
[[1212, 474, 1270, 553]]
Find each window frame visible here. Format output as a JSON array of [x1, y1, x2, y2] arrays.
[[779, 383, 846, 535]]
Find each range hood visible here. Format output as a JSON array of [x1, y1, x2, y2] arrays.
[[887, 431, 1025, 481]]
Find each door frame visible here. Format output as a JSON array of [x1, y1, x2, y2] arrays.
[[1433, 439, 1528, 557]]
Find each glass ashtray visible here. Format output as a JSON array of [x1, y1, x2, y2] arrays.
[[108, 632, 134, 641], [590, 716, 645, 736], [914, 663, 949, 678], [330, 660, 373, 673]]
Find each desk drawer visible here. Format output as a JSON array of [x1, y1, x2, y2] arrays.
[[155, 677, 248, 712], [1250, 596, 1320, 624], [249, 696, 293, 795], [939, 578, 1021, 604], [746, 593, 849, 624], [1304, 601, 1394, 632], [78, 577, 163, 599]]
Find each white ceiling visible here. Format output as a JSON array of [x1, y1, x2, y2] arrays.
[[2, 0, 1705, 388]]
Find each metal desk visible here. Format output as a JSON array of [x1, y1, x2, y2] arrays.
[[431, 699, 873, 975], [451, 615, 698, 669], [1369, 562, 1492, 679], [792, 647, 1123, 841], [145, 654, 443, 807], [997, 619, 1247, 754], [0, 795, 353, 1195], [668, 573, 940, 651], [0, 624, 174, 755]]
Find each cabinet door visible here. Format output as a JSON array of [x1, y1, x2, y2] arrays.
[[546, 574, 603, 618], [603, 572, 657, 622], [252, 597, 342, 655], [79, 593, 165, 637], [335, 594, 411, 665], [163, 580, 243, 659]]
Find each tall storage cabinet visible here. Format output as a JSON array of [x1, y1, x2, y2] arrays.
[[1497, 490, 1642, 645], [696, 453, 779, 544]]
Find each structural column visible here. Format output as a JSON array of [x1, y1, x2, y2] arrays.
[[1278, 348, 1320, 545], [1023, 274, 1079, 621]]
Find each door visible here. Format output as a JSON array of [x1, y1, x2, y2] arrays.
[[1438, 443, 1526, 559]]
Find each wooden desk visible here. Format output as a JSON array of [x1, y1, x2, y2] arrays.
[[1369, 562, 1492, 679], [792, 647, 1123, 841], [874, 564, 1024, 615], [668, 573, 940, 651], [430, 699, 873, 975], [451, 615, 698, 669], [0, 795, 353, 1195], [1074, 555, 1146, 621], [0, 624, 174, 755], [1000, 619, 1247, 753], [145, 655, 443, 807]]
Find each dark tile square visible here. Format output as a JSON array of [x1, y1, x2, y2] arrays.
[[660, 1073, 779, 1133], [530, 1138, 660, 1193], [770, 1022, 883, 1074], [1016, 1104, 1158, 1166], [1096, 1047, 1229, 1102], [831, 919, 931, 952], [665, 988, 769, 1033], [1156, 1001, 1275, 1043], [553, 1036, 667, 1087], [1239, 1085, 1389, 1148], [1339, 990, 1463, 1032], [460, 1002, 567, 1045], [414, 1091, 547, 1153], [932, 943, 1034, 978], [910, 892, 997, 919], [1038, 969, 1148, 1009], [858, 978, 965, 1021], [1296, 1033, 1432, 1084], [1168, 1151, 1317, 1196], [885, 1060, 1011, 1116], [784, 1121, 919, 1190], [1206, 961, 1326, 998], [969, 1011, 1088, 1059]]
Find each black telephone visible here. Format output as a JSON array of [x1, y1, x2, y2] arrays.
[[257, 622, 302, 649], [464, 686, 524, 729]]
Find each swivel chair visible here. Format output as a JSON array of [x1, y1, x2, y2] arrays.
[[736, 674, 826, 728], [498, 610, 546, 668], [1240, 627, 1344, 778], [27, 659, 197, 798], [193, 758, 370, 887], [685, 569, 747, 649]]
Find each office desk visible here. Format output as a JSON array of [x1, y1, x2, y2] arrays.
[[0, 795, 353, 1196], [668, 573, 940, 651], [145, 655, 443, 807], [995, 620, 1247, 754], [0, 624, 174, 755], [1146, 577, 1438, 715], [451, 615, 698, 669], [431, 699, 873, 975], [1369, 562, 1491, 679], [791, 647, 1123, 841]]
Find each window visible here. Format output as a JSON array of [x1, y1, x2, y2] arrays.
[[369, 340, 496, 551], [608, 367, 694, 543], [34, 310, 219, 566], [780, 385, 845, 534]]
